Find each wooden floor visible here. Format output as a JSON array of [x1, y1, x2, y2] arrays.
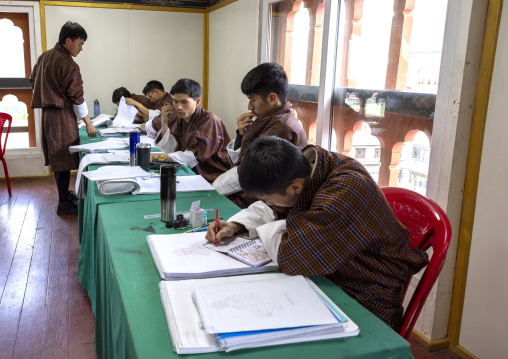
[[0, 177, 463, 359]]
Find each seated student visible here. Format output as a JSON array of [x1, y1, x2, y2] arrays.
[[111, 86, 153, 123], [150, 78, 233, 183], [125, 80, 173, 137], [212, 62, 307, 208], [206, 136, 429, 330]]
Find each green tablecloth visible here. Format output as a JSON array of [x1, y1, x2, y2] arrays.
[[89, 199, 412, 359]]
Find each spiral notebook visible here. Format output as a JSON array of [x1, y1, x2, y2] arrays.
[[203, 237, 272, 267]]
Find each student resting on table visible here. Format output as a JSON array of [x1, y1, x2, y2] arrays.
[[149, 78, 233, 183], [28, 21, 97, 216], [212, 62, 307, 209], [125, 80, 173, 137], [205, 136, 429, 330], [111, 86, 154, 123]]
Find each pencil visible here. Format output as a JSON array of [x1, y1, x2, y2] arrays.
[[214, 209, 219, 246]]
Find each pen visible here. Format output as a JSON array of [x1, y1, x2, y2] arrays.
[[183, 224, 208, 233], [214, 209, 219, 246]]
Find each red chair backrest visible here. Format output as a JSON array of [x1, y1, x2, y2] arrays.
[[381, 187, 452, 339], [0, 112, 13, 157]]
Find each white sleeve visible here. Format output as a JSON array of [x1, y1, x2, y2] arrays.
[[73, 100, 88, 119], [145, 119, 158, 138], [148, 109, 161, 121], [155, 128, 178, 153], [228, 201, 276, 238], [226, 139, 240, 164], [256, 220, 286, 265], [212, 166, 242, 196], [168, 150, 198, 169]]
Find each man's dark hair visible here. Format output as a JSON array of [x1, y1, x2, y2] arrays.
[[142, 80, 165, 96], [239, 136, 311, 197], [58, 21, 87, 45], [241, 63, 289, 104], [170, 78, 202, 100], [112, 87, 132, 104]]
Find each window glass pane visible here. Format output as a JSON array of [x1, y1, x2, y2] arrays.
[[270, 0, 326, 145], [0, 94, 29, 149], [0, 18, 25, 78], [331, 0, 447, 192]]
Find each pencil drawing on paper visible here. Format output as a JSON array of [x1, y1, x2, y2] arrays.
[[210, 291, 283, 317]]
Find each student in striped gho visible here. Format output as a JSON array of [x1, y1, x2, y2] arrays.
[[150, 78, 233, 183], [206, 136, 429, 330], [111, 86, 154, 123], [29, 21, 97, 216], [212, 62, 307, 209], [126, 80, 173, 137]]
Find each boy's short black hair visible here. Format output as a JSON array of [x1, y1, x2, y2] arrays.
[[112, 87, 132, 104], [239, 136, 311, 197], [58, 21, 87, 45], [142, 81, 165, 96], [170, 78, 202, 100], [241, 63, 289, 104]]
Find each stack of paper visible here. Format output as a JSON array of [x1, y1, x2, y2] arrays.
[[158, 273, 359, 354], [69, 138, 129, 153], [83, 165, 150, 182], [133, 175, 214, 195], [98, 127, 139, 137], [147, 233, 279, 280], [78, 113, 114, 129]]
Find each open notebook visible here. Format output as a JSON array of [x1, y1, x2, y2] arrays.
[[147, 233, 279, 280], [203, 237, 272, 267]]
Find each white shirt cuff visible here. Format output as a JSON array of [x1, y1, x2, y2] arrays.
[[226, 139, 240, 164], [145, 120, 158, 139], [148, 109, 161, 121], [155, 128, 178, 153], [73, 100, 88, 119], [256, 220, 286, 265], [169, 150, 198, 169], [212, 166, 242, 196], [228, 201, 275, 238]]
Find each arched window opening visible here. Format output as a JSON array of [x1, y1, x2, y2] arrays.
[[396, 130, 431, 195], [0, 18, 25, 78]]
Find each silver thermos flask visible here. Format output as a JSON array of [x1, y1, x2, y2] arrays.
[[160, 163, 180, 228]]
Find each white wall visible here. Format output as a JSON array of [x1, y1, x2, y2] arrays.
[[45, 5, 204, 117], [459, 4, 508, 357], [208, 0, 259, 135]]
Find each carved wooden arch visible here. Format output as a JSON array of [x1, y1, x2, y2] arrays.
[[342, 120, 366, 154]]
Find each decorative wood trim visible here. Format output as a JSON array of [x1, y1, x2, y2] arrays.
[[202, 12, 209, 110], [39, 1, 206, 13], [410, 330, 449, 352], [207, 0, 238, 13], [450, 344, 479, 359], [40, 2, 46, 51], [448, 0, 503, 348]]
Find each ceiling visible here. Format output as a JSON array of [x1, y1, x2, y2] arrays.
[[49, 0, 228, 10]]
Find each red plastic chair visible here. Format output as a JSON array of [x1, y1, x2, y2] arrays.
[[0, 112, 12, 197], [381, 187, 451, 339]]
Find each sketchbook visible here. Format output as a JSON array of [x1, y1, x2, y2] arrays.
[[203, 237, 272, 267], [158, 273, 359, 354], [147, 232, 279, 281]]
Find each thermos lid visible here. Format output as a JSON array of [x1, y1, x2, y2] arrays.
[[160, 162, 181, 175]]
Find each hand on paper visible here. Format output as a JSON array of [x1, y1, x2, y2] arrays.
[[205, 220, 242, 243], [237, 113, 256, 135], [85, 122, 97, 137], [125, 97, 140, 108], [150, 153, 174, 162], [139, 123, 146, 132]]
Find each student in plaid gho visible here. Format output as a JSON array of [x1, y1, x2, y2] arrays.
[[29, 21, 97, 215], [206, 136, 428, 330]]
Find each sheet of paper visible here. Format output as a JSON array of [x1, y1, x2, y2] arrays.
[[69, 138, 128, 153], [113, 96, 138, 127], [83, 165, 150, 182], [75, 152, 130, 197], [193, 275, 338, 334], [132, 175, 214, 195], [139, 136, 155, 146]]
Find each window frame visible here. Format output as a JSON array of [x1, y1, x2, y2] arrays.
[[0, 2, 43, 154]]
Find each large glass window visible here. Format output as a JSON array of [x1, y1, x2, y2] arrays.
[[265, 0, 448, 192], [0, 13, 36, 148]]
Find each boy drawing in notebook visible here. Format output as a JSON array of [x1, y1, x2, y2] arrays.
[[206, 136, 429, 330]]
